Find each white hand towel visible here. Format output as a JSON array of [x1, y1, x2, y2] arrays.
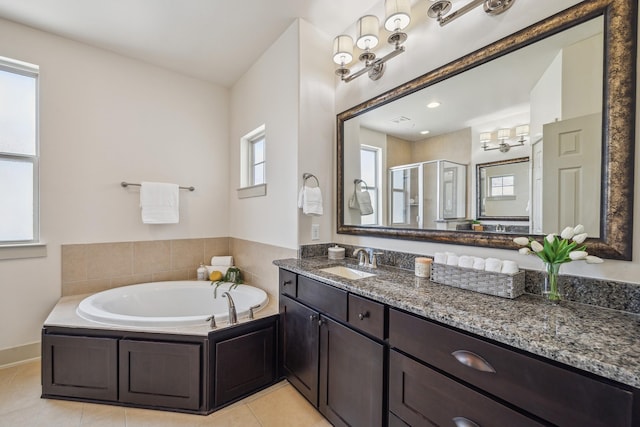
[[140, 182, 179, 224], [433, 253, 448, 264], [298, 186, 323, 216], [446, 255, 460, 266], [355, 190, 374, 215], [211, 256, 234, 266], [485, 258, 503, 273], [458, 255, 474, 269], [501, 260, 520, 275], [472, 257, 486, 270]]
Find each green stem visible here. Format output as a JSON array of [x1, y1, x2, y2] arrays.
[[544, 262, 562, 302]]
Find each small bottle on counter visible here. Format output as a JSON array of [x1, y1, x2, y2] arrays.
[[415, 257, 432, 278], [197, 263, 207, 280]]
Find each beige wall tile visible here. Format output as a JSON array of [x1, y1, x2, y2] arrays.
[[62, 278, 111, 296], [204, 237, 230, 264], [171, 239, 205, 270], [61, 244, 87, 282], [111, 274, 153, 288], [133, 240, 171, 274], [86, 242, 133, 280]]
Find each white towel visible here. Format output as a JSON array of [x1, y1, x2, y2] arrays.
[[472, 257, 486, 270], [501, 260, 520, 275], [140, 182, 179, 224], [211, 256, 233, 266], [458, 255, 474, 269], [446, 255, 460, 266], [485, 258, 503, 273], [355, 190, 374, 215], [433, 253, 447, 264], [298, 186, 323, 216]]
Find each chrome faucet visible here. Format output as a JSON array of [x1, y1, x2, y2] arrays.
[[353, 248, 370, 267], [222, 292, 238, 325]]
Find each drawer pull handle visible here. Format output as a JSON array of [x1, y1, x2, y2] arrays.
[[283, 280, 292, 286], [357, 311, 370, 320], [309, 314, 317, 322], [451, 350, 496, 373], [452, 417, 480, 427]]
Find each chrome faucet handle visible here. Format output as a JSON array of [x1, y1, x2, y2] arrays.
[[248, 304, 261, 319], [370, 252, 383, 268], [206, 315, 217, 329]]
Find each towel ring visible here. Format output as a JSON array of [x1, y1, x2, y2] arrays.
[[303, 173, 320, 187], [354, 179, 368, 189]]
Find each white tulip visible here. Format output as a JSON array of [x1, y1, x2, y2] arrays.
[[519, 247, 532, 255], [545, 234, 556, 244], [513, 237, 529, 246], [560, 226, 575, 240], [573, 224, 585, 235], [530, 240, 544, 253], [569, 250, 588, 260], [572, 233, 588, 244], [585, 255, 604, 264]]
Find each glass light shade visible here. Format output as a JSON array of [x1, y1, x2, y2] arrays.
[[515, 124, 530, 136], [333, 35, 354, 65], [356, 15, 380, 50], [497, 128, 511, 140], [479, 132, 492, 143], [384, 0, 411, 31]]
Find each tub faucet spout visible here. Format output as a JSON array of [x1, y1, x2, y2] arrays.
[[222, 292, 238, 325]]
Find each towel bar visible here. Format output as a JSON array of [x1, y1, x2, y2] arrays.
[[121, 181, 195, 191]]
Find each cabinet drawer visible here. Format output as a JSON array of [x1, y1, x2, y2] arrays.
[[279, 269, 297, 297], [297, 276, 347, 322], [389, 309, 634, 427], [389, 350, 543, 427], [347, 293, 385, 340]]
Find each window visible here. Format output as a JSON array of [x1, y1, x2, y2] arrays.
[[0, 56, 39, 244], [489, 175, 515, 197], [360, 145, 380, 225], [237, 125, 266, 198]]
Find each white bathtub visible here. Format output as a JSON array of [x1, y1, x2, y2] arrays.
[[76, 281, 268, 327]]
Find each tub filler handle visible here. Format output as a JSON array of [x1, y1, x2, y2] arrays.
[[248, 304, 261, 319], [206, 315, 217, 329], [222, 292, 238, 325]]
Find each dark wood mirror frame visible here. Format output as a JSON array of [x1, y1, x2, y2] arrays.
[[337, 0, 636, 260], [476, 157, 530, 222]]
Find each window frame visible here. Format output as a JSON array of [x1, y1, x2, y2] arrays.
[[237, 124, 267, 199], [0, 56, 40, 246]]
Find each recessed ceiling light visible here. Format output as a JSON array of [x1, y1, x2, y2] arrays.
[[420, 130, 430, 135], [427, 101, 441, 108]]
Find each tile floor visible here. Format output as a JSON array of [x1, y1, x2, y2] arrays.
[[0, 359, 331, 427]]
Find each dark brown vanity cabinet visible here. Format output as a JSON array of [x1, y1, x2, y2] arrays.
[[279, 269, 385, 426]]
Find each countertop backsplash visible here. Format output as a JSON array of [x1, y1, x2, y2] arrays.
[[299, 243, 640, 315]]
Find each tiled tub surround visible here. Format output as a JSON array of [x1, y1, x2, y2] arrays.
[[273, 257, 640, 389], [299, 243, 640, 314]]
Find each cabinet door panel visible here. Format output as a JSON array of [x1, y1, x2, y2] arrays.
[[319, 316, 384, 427], [119, 340, 201, 410], [214, 324, 275, 407], [281, 295, 319, 406], [389, 350, 543, 427], [42, 334, 117, 401], [280, 269, 297, 297]]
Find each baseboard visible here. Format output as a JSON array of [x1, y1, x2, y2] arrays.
[[0, 342, 41, 368]]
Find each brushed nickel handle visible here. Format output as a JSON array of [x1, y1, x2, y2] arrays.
[[248, 304, 261, 319], [309, 314, 318, 322], [283, 280, 292, 286], [357, 311, 370, 320], [451, 350, 496, 373], [453, 416, 480, 427], [318, 318, 327, 326]]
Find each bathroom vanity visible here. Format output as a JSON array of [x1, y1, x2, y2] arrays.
[[275, 258, 640, 427]]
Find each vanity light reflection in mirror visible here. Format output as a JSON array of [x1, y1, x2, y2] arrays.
[[341, 15, 603, 237]]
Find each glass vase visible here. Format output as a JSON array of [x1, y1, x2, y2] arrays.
[[542, 262, 562, 303]]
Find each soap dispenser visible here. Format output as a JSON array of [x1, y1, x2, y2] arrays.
[[197, 263, 207, 280]]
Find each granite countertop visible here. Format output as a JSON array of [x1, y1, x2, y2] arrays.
[[44, 293, 279, 337], [274, 257, 640, 389]]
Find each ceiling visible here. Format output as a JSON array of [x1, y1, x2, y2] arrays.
[[0, 0, 380, 87]]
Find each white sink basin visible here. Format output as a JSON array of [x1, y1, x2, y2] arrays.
[[319, 266, 376, 280]]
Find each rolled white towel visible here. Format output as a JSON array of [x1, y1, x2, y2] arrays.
[[485, 258, 503, 273], [211, 256, 233, 266], [501, 260, 520, 275], [472, 257, 486, 270], [433, 252, 448, 264], [458, 255, 474, 269], [446, 255, 460, 266]]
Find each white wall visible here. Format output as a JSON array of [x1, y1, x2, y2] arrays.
[[333, 0, 640, 284], [0, 18, 229, 352]]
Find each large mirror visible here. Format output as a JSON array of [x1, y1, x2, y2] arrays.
[[337, 0, 636, 260]]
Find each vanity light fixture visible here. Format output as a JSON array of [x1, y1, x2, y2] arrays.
[[481, 125, 527, 152], [428, 0, 516, 27], [332, 0, 411, 82]]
